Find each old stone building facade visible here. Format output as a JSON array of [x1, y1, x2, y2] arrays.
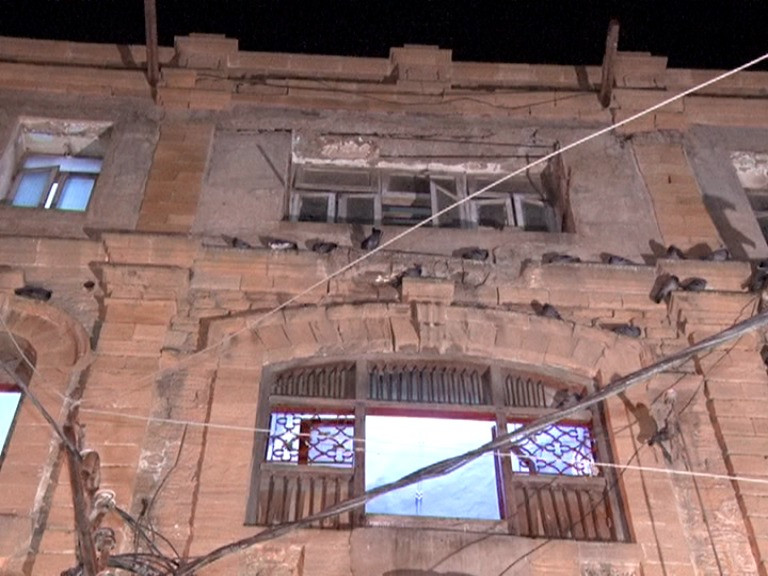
[[1, 33, 768, 575]]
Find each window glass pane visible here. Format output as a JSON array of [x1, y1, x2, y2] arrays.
[[506, 422, 596, 476], [266, 412, 354, 467], [56, 176, 95, 211], [518, 198, 551, 231], [0, 390, 22, 459], [387, 174, 430, 194], [365, 415, 500, 520], [297, 195, 331, 222], [340, 196, 375, 224], [12, 171, 50, 207], [477, 203, 507, 229], [432, 180, 462, 227], [24, 154, 101, 174]]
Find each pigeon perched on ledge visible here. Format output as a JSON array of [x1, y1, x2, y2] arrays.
[[681, 277, 707, 292], [267, 238, 298, 251], [392, 265, 423, 288], [461, 248, 489, 261], [705, 248, 731, 261], [14, 286, 52, 302], [652, 274, 681, 303], [222, 235, 253, 249], [605, 254, 636, 266], [361, 227, 382, 251], [311, 241, 338, 254], [544, 253, 581, 264], [612, 323, 642, 338], [538, 303, 563, 320], [665, 245, 686, 260]]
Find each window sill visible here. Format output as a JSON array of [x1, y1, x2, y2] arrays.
[[365, 514, 509, 534]]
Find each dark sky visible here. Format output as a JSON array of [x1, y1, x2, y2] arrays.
[[1, 1, 766, 70]]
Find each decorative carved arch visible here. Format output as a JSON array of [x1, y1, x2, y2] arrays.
[[209, 302, 650, 384]]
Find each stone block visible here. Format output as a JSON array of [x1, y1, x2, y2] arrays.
[[400, 277, 454, 303]]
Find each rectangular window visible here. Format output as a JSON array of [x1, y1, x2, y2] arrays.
[[1, 120, 111, 213], [9, 154, 101, 211], [288, 162, 563, 231], [248, 360, 627, 542]]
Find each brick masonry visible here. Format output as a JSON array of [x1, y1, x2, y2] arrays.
[[0, 33, 767, 576]]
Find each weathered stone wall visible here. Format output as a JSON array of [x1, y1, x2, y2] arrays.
[[0, 33, 767, 576]]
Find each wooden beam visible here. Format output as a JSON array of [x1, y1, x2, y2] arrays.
[[598, 19, 620, 108], [143, 0, 160, 89]]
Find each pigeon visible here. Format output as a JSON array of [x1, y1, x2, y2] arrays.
[[665, 245, 686, 260], [83, 280, 96, 290], [223, 235, 253, 249], [545, 253, 581, 264], [461, 248, 489, 262], [552, 389, 583, 408], [267, 239, 298, 251], [757, 259, 768, 272], [14, 286, 52, 302], [705, 248, 731, 262], [652, 274, 681, 303], [750, 269, 768, 292], [393, 265, 423, 287], [361, 228, 382, 251], [681, 277, 707, 292], [311, 241, 338, 254], [539, 303, 562, 320], [612, 323, 642, 338], [606, 254, 636, 266]]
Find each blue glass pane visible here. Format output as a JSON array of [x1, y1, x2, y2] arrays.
[[266, 412, 354, 467], [24, 154, 102, 174], [0, 392, 22, 457], [23, 155, 61, 169], [57, 176, 95, 211], [12, 171, 50, 207], [365, 416, 500, 520], [507, 422, 596, 476]]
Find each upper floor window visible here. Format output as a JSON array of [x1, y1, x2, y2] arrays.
[[0, 119, 111, 213], [288, 164, 564, 232], [9, 154, 102, 211], [731, 151, 768, 241], [247, 359, 628, 542]]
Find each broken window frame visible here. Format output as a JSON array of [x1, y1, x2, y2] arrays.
[[288, 163, 562, 231], [247, 358, 628, 542], [731, 151, 768, 244]]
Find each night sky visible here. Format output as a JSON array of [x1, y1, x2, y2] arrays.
[[0, 1, 766, 70]]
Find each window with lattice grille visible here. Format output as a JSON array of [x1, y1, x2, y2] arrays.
[[246, 359, 628, 542]]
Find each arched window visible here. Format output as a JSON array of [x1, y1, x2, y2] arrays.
[[0, 333, 35, 470], [246, 358, 628, 542]]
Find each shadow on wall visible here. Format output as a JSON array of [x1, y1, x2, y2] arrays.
[[702, 194, 756, 260], [384, 571, 475, 576]]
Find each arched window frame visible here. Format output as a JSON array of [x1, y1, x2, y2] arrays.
[[246, 357, 628, 542]]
